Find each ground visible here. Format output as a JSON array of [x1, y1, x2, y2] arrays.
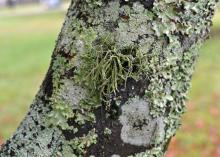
[[0, 5, 220, 157]]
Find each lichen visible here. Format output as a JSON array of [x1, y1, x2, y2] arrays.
[[111, 154, 121, 157], [119, 97, 165, 147], [86, 0, 102, 8], [104, 127, 112, 135], [66, 129, 98, 155], [46, 79, 87, 130], [76, 34, 147, 106]]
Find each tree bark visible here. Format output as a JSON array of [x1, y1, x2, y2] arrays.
[[0, 0, 219, 157]]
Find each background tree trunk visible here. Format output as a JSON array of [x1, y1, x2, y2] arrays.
[[0, 0, 219, 157]]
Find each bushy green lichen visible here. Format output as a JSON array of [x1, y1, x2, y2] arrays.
[[76, 34, 147, 106]]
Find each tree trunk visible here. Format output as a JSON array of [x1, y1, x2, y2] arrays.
[[0, 0, 219, 157]]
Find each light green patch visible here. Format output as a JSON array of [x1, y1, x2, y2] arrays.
[[104, 127, 112, 135], [66, 129, 98, 155]]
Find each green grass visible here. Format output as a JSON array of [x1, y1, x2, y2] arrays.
[[0, 5, 220, 157], [212, 7, 220, 30]]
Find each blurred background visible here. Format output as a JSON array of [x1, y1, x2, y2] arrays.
[[0, 1, 220, 157]]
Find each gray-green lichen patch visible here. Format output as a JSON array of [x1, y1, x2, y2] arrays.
[[119, 97, 165, 147], [115, 2, 154, 48], [104, 1, 120, 22], [111, 154, 121, 157], [60, 79, 86, 109]]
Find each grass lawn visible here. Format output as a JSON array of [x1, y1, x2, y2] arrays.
[[0, 5, 220, 157]]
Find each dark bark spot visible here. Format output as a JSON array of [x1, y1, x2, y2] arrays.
[[120, 0, 155, 10], [113, 76, 149, 105], [40, 125, 46, 131], [57, 45, 76, 59], [41, 65, 53, 98], [104, 21, 119, 32], [65, 67, 77, 79], [9, 150, 15, 156], [47, 144, 51, 149], [62, 121, 93, 141], [22, 132, 27, 137]]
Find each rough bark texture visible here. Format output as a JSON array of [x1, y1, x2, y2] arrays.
[[0, 0, 219, 157]]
